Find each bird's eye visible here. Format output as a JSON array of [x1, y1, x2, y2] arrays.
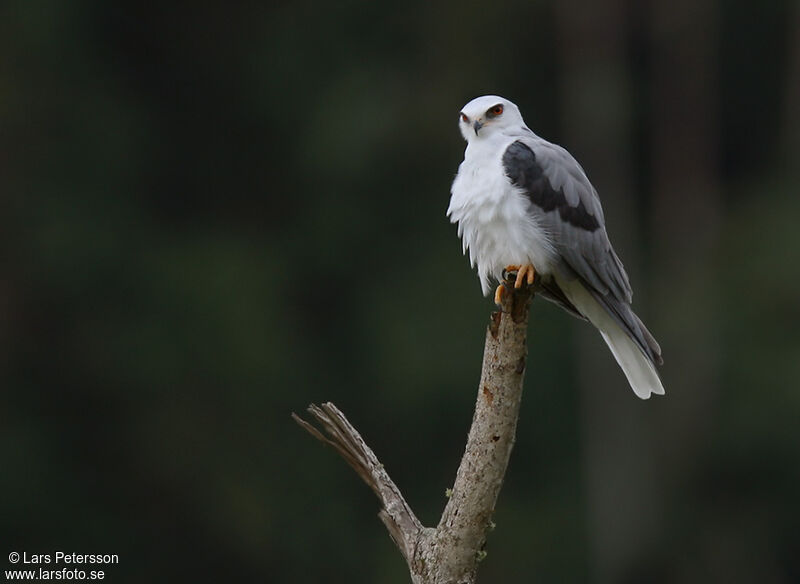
[[460, 113, 469, 123], [488, 104, 504, 117]]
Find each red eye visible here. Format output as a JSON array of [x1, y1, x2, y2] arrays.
[[491, 105, 503, 116], [460, 113, 469, 123]]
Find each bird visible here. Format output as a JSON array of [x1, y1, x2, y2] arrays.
[[447, 95, 664, 399]]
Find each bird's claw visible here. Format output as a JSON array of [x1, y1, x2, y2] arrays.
[[502, 264, 536, 289], [514, 264, 536, 288], [496, 264, 536, 306], [494, 284, 506, 306]]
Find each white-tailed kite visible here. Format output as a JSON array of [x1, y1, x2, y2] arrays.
[[448, 95, 664, 399]]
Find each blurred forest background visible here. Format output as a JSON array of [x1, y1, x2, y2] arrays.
[[2, 0, 799, 582]]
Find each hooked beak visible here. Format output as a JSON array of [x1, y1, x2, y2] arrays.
[[473, 120, 484, 135]]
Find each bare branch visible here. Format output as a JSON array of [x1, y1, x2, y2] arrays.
[[294, 279, 533, 583], [292, 403, 424, 564]]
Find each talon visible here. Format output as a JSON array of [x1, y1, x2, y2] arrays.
[[514, 264, 535, 289], [513, 264, 536, 289], [494, 284, 506, 306]]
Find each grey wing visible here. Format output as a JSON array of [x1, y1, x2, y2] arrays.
[[502, 139, 631, 301], [502, 138, 663, 365]]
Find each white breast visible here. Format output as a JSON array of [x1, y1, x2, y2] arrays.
[[447, 140, 556, 296]]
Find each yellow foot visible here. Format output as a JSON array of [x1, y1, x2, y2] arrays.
[[502, 264, 536, 289], [497, 264, 536, 305]]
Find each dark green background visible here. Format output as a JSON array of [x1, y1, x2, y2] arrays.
[[3, 1, 799, 582]]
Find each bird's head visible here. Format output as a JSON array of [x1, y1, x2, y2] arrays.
[[458, 95, 523, 141]]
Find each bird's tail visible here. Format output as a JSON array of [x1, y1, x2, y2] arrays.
[[560, 279, 664, 399]]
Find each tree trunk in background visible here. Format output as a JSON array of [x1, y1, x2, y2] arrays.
[[784, 1, 800, 172], [649, 0, 721, 493], [556, 2, 661, 583]]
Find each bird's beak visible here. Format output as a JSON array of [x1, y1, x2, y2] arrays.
[[473, 120, 484, 135]]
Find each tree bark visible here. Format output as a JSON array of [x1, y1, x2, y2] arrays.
[[294, 279, 533, 584]]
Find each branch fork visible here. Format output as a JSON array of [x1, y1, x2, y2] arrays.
[[293, 281, 533, 584]]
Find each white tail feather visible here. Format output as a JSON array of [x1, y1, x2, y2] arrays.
[[561, 279, 665, 399]]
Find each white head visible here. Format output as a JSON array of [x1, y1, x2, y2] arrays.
[[458, 95, 525, 141]]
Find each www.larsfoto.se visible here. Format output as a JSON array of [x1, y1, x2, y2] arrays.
[[5, 567, 107, 581]]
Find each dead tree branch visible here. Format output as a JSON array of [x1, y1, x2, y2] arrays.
[[294, 278, 533, 584]]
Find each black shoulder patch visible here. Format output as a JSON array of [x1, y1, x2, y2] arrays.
[[502, 141, 600, 232]]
